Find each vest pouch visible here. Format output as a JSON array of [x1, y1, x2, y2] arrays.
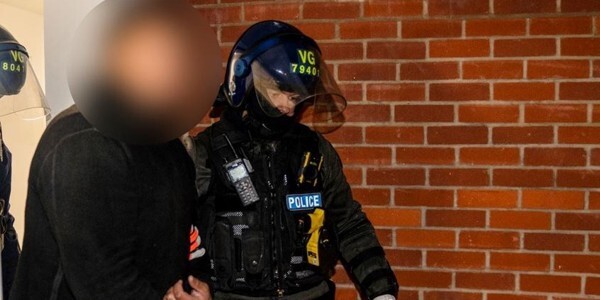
[[242, 229, 265, 275], [212, 218, 235, 288], [317, 227, 338, 277]]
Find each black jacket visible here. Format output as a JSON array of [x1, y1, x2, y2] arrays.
[[191, 113, 398, 299], [10, 106, 196, 299]]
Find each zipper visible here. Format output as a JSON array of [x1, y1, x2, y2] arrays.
[[265, 142, 286, 297]]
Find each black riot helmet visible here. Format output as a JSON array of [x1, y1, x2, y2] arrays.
[[0, 25, 48, 120], [221, 20, 346, 132]]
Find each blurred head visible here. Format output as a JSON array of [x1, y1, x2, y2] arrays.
[[221, 20, 346, 132], [69, 0, 222, 144]]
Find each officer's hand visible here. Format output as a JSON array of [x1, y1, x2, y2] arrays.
[[163, 276, 211, 300]]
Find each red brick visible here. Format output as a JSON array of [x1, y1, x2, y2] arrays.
[[429, 126, 488, 144], [367, 41, 425, 59], [487, 294, 546, 300], [337, 147, 391, 165], [524, 148, 587, 166], [493, 126, 554, 144], [424, 291, 482, 300], [559, 126, 600, 144], [596, 60, 600, 77], [367, 168, 425, 186], [562, 38, 600, 56], [331, 266, 351, 284], [366, 126, 423, 144], [524, 233, 585, 251], [397, 229, 456, 248], [560, 82, 600, 100], [334, 288, 357, 300], [395, 105, 454, 122], [197, 6, 242, 24], [344, 167, 362, 185], [430, 83, 490, 101], [430, 39, 490, 58], [428, 0, 489, 15], [402, 19, 462, 38], [386, 249, 423, 267], [426, 209, 486, 227], [353, 188, 390, 206], [456, 272, 515, 290], [592, 193, 600, 210], [363, 207, 421, 227], [528, 60, 589, 79], [587, 277, 600, 295], [430, 168, 489, 186], [396, 147, 455, 165], [558, 170, 600, 188], [494, 82, 555, 101], [363, 0, 423, 17], [594, 105, 600, 121], [466, 19, 526, 36], [594, 148, 600, 165], [494, 39, 556, 57], [367, 84, 426, 102], [427, 251, 486, 269], [319, 42, 363, 60], [524, 147, 587, 166], [592, 234, 600, 251], [339, 63, 396, 81], [460, 231, 520, 249], [555, 254, 600, 273], [399, 291, 420, 300], [323, 126, 362, 144], [401, 62, 459, 80], [376, 229, 393, 247], [493, 169, 554, 187], [395, 189, 454, 207], [343, 104, 390, 122], [494, 0, 556, 14], [338, 83, 362, 102], [525, 104, 587, 123], [556, 213, 600, 231], [457, 190, 518, 208], [463, 60, 524, 79], [522, 190, 585, 210], [395, 270, 452, 288], [220, 25, 246, 43], [459, 105, 519, 123], [460, 148, 520, 165], [562, 0, 600, 12], [530, 16, 593, 35], [490, 253, 550, 271], [244, 3, 299, 21], [339, 21, 397, 39], [520, 274, 580, 293], [490, 210, 551, 230], [292, 22, 336, 40], [303, 2, 360, 19]]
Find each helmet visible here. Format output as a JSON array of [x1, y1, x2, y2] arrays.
[[0, 25, 48, 120], [222, 20, 346, 130]]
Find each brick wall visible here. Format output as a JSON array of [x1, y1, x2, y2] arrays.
[[191, 0, 600, 299]]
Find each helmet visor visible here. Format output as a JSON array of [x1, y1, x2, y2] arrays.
[[0, 60, 49, 121], [250, 44, 346, 127]]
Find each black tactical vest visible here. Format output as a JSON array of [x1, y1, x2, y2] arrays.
[[197, 118, 338, 298]]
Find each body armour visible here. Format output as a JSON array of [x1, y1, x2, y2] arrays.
[[191, 113, 398, 300]]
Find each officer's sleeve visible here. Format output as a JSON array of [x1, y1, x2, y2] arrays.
[[45, 130, 161, 299], [318, 136, 399, 300]]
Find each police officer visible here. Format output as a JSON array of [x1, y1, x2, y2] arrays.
[[190, 21, 398, 300], [0, 25, 47, 299]]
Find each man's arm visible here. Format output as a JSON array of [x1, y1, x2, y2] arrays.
[[45, 129, 161, 299], [318, 136, 399, 300]]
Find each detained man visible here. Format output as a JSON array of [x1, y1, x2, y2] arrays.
[[10, 1, 221, 299]]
